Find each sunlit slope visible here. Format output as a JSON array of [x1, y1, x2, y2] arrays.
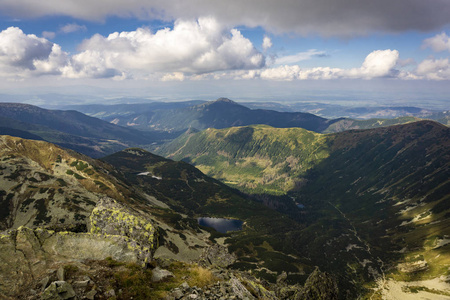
[[323, 116, 421, 133], [159, 125, 332, 194], [158, 120, 450, 296], [293, 120, 450, 290]]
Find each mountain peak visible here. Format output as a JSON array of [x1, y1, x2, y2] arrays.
[[211, 98, 239, 105]]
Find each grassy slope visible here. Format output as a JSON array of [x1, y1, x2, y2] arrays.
[[323, 116, 421, 133], [159, 125, 331, 194]]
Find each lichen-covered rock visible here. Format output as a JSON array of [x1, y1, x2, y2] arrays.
[[88, 197, 157, 265]]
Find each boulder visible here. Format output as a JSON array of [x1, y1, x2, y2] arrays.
[[199, 244, 236, 268], [151, 267, 175, 282]]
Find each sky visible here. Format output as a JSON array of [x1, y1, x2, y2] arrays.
[[0, 0, 450, 108]]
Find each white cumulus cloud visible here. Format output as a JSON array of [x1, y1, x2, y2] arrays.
[[416, 58, 450, 80], [257, 49, 400, 81], [161, 72, 185, 81], [356, 49, 399, 78], [62, 17, 264, 78], [260, 65, 301, 81], [423, 32, 450, 52], [0, 27, 68, 78], [262, 36, 272, 51]]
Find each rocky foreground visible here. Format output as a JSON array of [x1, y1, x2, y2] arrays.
[[1, 196, 338, 299]]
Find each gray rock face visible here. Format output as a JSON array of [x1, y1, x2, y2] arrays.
[[199, 244, 236, 268], [295, 268, 339, 300], [0, 227, 139, 297], [229, 278, 255, 299], [41, 281, 76, 300], [56, 267, 65, 282]]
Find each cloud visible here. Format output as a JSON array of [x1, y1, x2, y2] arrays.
[[416, 58, 450, 80], [161, 72, 185, 81], [59, 23, 87, 34], [244, 49, 400, 81], [260, 65, 301, 81], [42, 31, 56, 39], [62, 50, 123, 79], [262, 36, 272, 51], [63, 17, 264, 78], [274, 49, 327, 65], [40, 24, 85, 42], [0, 27, 68, 78], [423, 32, 450, 52], [0, 26, 448, 83], [357, 49, 399, 78], [1, 0, 450, 37]]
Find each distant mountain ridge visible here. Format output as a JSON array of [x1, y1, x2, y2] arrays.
[[58, 97, 339, 133], [0, 103, 151, 142], [58, 98, 448, 136], [0, 102, 168, 157]]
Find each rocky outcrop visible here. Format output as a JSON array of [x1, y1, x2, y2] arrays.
[[295, 267, 339, 300], [41, 281, 76, 300], [88, 197, 158, 265], [165, 273, 279, 300], [0, 226, 141, 297], [0, 197, 160, 297], [199, 244, 237, 268], [397, 260, 429, 273]]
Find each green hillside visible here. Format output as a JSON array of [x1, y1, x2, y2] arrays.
[[158, 125, 332, 194], [158, 120, 450, 297]]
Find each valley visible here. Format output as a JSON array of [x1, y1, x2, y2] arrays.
[[0, 99, 449, 299]]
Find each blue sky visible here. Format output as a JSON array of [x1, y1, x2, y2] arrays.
[[0, 0, 449, 108]]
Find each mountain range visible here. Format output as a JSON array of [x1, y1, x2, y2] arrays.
[[58, 97, 450, 130], [0, 96, 449, 299], [0, 103, 176, 158], [64, 98, 339, 133]]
